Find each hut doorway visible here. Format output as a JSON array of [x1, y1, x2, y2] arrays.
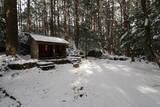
[[55, 45, 66, 58], [39, 44, 54, 59]]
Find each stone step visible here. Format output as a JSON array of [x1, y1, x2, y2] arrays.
[[37, 61, 54, 66], [39, 64, 55, 71]]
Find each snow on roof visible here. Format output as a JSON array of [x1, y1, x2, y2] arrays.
[[30, 34, 69, 44]]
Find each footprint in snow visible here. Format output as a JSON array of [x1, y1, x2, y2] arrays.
[[72, 86, 87, 101], [11, 73, 19, 78]]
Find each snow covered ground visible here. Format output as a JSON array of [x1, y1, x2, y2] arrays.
[[0, 56, 160, 107]]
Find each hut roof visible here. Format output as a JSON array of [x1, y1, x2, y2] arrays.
[[30, 34, 69, 44]]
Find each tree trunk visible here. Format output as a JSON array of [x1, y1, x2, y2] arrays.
[[53, 0, 56, 36], [57, 0, 60, 36], [123, 0, 131, 57], [42, 0, 47, 35], [74, 0, 80, 49], [63, 0, 68, 40], [68, 2, 71, 40], [19, 0, 22, 28], [141, 0, 160, 67], [5, 0, 18, 56], [141, 0, 154, 61], [50, 0, 54, 36], [27, 0, 31, 32]]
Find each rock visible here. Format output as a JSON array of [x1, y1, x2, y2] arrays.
[[37, 61, 54, 66], [39, 65, 55, 71], [8, 62, 37, 70], [45, 57, 81, 64], [113, 57, 118, 60], [112, 57, 128, 61], [54, 59, 71, 64], [8, 64, 23, 70], [87, 50, 102, 58], [37, 61, 55, 71], [73, 63, 79, 68], [69, 57, 81, 64]]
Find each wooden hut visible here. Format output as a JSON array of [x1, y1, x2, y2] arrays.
[[29, 34, 69, 59]]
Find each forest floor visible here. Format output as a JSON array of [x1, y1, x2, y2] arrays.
[[0, 55, 160, 107]]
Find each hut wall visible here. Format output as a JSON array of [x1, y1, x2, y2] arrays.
[[30, 40, 39, 59]]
